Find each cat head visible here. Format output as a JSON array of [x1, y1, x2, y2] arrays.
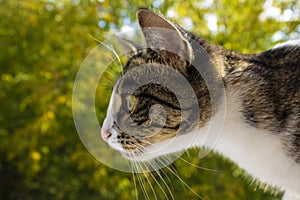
[[101, 9, 223, 161]]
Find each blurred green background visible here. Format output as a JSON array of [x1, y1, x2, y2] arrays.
[[1, 0, 299, 199]]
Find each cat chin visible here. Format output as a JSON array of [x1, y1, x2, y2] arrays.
[[121, 149, 182, 171], [120, 145, 168, 161], [121, 132, 200, 162]]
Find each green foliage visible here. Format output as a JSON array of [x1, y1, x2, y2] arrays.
[[0, 0, 298, 199]]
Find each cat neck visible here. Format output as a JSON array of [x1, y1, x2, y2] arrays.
[[202, 89, 300, 195]]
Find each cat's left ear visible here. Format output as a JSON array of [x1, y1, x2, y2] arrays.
[[116, 37, 142, 55], [137, 8, 194, 62]]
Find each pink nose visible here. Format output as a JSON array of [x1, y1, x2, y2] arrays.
[[101, 127, 112, 142]]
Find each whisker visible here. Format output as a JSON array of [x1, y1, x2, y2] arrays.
[[133, 174, 139, 200], [166, 166, 205, 200], [128, 162, 139, 200], [137, 161, 158, 200], [177, 155, 220, 172], [156, 165, 174, 190], [89, 34, 123, 71], [144, 161, 169, 200], [147, 160, 174, 200], [125, 139, 209, 199], [134, 162, 150, 200], [156, 156, 206, 200], [154, 156, 185, 191]]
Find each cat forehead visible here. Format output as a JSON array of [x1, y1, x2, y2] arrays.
[[123, 49, 167, 72]]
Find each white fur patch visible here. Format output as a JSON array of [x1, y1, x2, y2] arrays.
[[273, 40, 300, 49], [214, 90, 300, 198]]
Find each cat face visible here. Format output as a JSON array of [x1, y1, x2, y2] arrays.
[[101, 9, 215, 160]]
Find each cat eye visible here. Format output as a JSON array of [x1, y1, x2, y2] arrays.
[[126, 95, 137, 112]]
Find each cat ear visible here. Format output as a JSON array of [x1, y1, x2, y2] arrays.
[[137, 8, 193, 62], [116, 37, 142, 55]]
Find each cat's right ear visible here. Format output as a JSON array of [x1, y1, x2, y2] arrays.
[[116, 37, 142, 55], [136, 8, 194, 62]]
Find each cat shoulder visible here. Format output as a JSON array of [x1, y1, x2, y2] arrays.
[[272, 39, 300, 49]]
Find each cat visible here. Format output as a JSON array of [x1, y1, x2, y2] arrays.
[[101, 8, 300, 200]]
